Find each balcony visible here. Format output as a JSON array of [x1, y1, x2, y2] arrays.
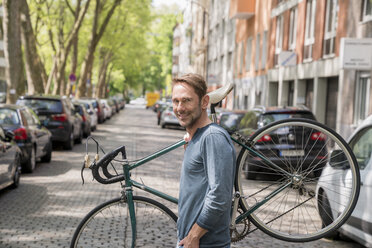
[[229, 0, 255, 19]]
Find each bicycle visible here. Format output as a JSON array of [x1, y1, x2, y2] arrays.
[[70, 83, 360, 247]]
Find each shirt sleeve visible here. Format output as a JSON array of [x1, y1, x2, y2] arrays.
[[196, 132, 236, 230]]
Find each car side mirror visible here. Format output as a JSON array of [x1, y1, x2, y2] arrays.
[[329, 150, 350, 169]]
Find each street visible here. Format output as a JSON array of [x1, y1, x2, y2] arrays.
[[0, 107, 363, 248]]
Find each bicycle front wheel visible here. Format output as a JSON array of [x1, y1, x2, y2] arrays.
[[235, 118, 360, 242], [70, 196, 177, 248]]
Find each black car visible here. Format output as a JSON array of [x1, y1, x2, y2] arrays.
[[0, 125, 21, 190], [17, 95, 83, 150], [73, 102, 91, 137], [0, 105, 52, 173], [236, 106, 327, 179]]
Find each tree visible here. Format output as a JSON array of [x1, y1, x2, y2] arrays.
[[2, 0, 24, 103], [20, 0, 47, 95], [76, 0, 121, 98]]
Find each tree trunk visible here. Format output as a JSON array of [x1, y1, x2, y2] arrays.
[[49, 0, 91, 96], [96, 49, 112, 98], [20, 0, 47, 95], [76, 0, 121, 98], [2, 0, 24, 103]]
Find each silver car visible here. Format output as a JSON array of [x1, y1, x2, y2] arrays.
[[160, 106, 181, 129]]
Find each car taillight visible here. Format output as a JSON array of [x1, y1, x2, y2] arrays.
[[257, 134, 271, 142], [311, 132, 326, 141], [82, 115, 86, 122], [14, 127, 27, 140], [52, 113, 68, 122]]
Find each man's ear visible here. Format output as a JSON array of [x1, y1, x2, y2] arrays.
[[201, 95, 209, 110]]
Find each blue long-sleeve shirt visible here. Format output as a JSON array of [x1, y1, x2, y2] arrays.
[[177, 123, 236, 248]]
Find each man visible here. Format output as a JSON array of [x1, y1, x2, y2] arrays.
[[172, 73, 236, 248]]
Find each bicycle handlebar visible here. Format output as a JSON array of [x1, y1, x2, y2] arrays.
[[89, 146, 127, 184]]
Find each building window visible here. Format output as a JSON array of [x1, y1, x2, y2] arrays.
[[354, 72, 371, 125], [261, 31, 268, 69], [245, 37, 252, 71], [275, 14, 284, 66], [304, 0, 316, 61], [239, 42, 244, 74], [255, 33, 260, 71], [288, 7, 298, 51], [323, 0, 338, 57], [361, 0, 372, 22]]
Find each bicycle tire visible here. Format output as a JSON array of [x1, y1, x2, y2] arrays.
[[234, 118, 360, 242], [70, 196, 177, 248]]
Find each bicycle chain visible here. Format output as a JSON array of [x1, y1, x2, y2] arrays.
[[230, 208, 251, 243]]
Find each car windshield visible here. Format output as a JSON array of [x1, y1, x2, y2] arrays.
[[0, 108, 20, 125], [260, 112, 315, 127], [17, 99, 63, 114]]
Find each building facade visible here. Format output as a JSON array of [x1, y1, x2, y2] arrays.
[[171, 0, 372, 138], [231, 0, 271, 110], [267, 0, 372, 138], [207, 0, 236, 108]]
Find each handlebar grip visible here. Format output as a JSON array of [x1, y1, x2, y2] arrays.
[[90, 146, 126, 184]]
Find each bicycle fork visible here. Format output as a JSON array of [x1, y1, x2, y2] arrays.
[[122, 168, 137, 248]]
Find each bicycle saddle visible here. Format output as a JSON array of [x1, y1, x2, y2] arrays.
[[207, 82, 234, 104]]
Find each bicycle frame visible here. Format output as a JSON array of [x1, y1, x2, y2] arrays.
[[121, 133, 295, 245]]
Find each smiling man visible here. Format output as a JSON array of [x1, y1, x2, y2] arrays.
[[172, 73, 236, 248]]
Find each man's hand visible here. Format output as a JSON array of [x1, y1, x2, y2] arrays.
[[178, 223, 208, 248]]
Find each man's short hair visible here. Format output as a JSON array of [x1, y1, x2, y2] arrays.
[[172, 73, 207, 101]]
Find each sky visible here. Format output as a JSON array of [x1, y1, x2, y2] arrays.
[[152, 0, 186, 10]]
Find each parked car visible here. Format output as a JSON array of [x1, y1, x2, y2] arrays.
[[76, 100, 98, 131], [0, 105, 52, 173], [236, 106, 326, 179], [156, 102, 169, 125], [73, 102, 91, 137], [100, 99, 113, 120], [218, 110, 247, 134], [0, 125, 21, 190], [80, 97, 105, 123], [160, 105, 182, 129], [17, 95, 83, 150], [316, 115, 372, 247]]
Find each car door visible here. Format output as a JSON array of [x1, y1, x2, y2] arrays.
[[0, 126, 16, 187], [344, 126, 372, 243], [24, 108, 49, 158]]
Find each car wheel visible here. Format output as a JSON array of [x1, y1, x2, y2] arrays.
[[23, 146, 36, 173], [85, 126, 91, 137], [76, 128, 83, 144], [11, 154, 21, 189], [64, 131, 74, 150], [41, 139, 52, 163], [318, 190, 339, 239]]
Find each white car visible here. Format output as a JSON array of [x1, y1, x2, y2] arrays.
[[78, 100, 98, 131], [317, 115, 372, 247], [100, 99, 112, 120]]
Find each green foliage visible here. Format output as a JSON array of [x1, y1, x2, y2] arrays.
[[27, 0, 182, 96]]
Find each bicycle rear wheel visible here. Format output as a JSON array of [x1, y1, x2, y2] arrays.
[[70, 196, 177, 248], [235, 118, 360, 242]]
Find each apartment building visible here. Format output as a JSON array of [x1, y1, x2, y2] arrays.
[[174, 0, 209, 79], [267, 0, 372, 138], [231, 0, 271, 110], [231, 0, 372, 138], [207, 0, 236, 109]]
